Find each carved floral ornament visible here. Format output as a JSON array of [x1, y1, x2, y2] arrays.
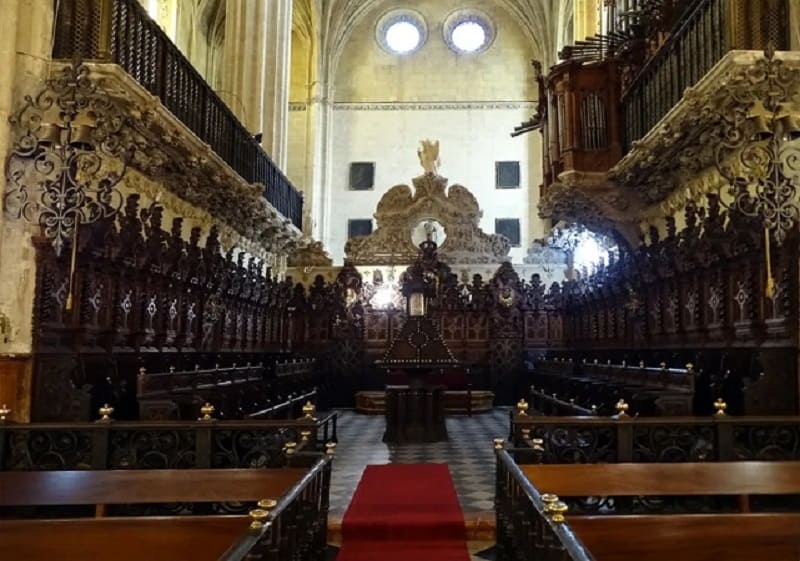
[[344, 141, 510, 266], [3, 62, 302, 276]]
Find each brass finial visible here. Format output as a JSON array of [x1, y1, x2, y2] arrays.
[[300, 430, 311, 442], [713, 398, 727, 416], [549, 501, 569, 523], [532, 438, 545, 452], [569, 398, 575, 405], [590, 404, 598, 415], [686, 363, 694, 374], [257, 499, 277, 510], [521, 428, 531, 440], [97, 403, 114, 423], [615, 399, 629, 418], [493, 437, 505, 450], [199, 402, 215, 421], [659, 362, 667, 370], [302, 400, 316, 420], [639, 360, 645, 368], [541, 493, 558, 512], [516, 398, 529, 416], [0, 404, 10, 422], [138, 367, 146, 376], [284, 441, 297, 456], [325, 442, 337, 456], [249, 508, 268, 530]]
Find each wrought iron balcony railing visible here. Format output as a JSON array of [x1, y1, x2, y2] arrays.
[[622, 0, 790, 150], [52, 0, 303, 231]]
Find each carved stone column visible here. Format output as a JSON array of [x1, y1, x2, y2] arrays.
[[260, 0, 293, 170], [221, 0, 268, 133], [308, 82, 334, 242]]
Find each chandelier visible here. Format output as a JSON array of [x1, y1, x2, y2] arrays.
[[4, 62, 133, 307], [714, 46, 800, 296]]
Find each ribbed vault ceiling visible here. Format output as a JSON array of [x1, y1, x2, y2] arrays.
[[294, 0, 572, 85]]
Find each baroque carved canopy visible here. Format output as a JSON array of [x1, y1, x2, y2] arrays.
[[344, 172, 511, 266]]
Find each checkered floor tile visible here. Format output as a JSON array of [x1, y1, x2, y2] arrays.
[[329, 407, 510, 515]]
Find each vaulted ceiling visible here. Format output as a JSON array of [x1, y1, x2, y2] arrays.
[[293, 0, 572, 88]]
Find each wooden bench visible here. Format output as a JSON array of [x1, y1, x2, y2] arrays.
[[524, 461, 800, 561], [531, 356, 694, 415], [137, 358, 317, 420], [0, 467, 310, 561]]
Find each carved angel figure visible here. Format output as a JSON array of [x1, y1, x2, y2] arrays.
[[418, 139, 440, 175]]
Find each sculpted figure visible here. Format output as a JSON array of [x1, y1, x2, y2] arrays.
[[417, 139, 440, 175]]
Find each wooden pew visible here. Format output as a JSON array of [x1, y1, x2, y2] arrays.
[[524, 461, 800, 561], [0, 467, 309, 561]]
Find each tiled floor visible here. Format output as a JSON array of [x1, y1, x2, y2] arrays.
[[329, 407, 510, 515]]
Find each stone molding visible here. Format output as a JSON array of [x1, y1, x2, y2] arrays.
[[333, 101, 537, 111]]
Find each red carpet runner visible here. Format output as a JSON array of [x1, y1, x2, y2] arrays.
[[337, 464, 471, 561]]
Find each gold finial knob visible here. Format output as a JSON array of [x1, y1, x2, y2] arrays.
[[284, 441, 297, 455], [639, 360, 645, 368], [302, 400, 316, 420], [591, 404, 598, 415], [549, 501, 569, 523], [199, 402, 215, 421], [660, 362, 667, 370], [615, 399, 629, 418], [521, 428, 531, 440], [532, 438, 544, 452], [516, 398, 529, 416], [325, 442, 337, 456], [0, 404, 10, 422], [138, 367, 146, 376], [300, 430, 311, 442], [249, 508, 268, 530], [97, 403, 114, 422], [569, 398, 575, 405], [493, 437, 505, 450], [713, 398, 727, 416], [257, 499, 277, 510], [686, 362, 694, 374], [541, 493, 558, 512]]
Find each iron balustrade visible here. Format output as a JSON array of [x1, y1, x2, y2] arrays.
[[52, 0, 303, 230], [495, 448, 595, 561], [509, 414, 800, 463], [622, 0, 789, 150], [219, 454, 332, 561], [0, 414, 338, 470]]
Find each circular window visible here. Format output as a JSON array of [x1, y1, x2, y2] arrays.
[[443, 9, 495, 55], [376, 9, 428, 55]]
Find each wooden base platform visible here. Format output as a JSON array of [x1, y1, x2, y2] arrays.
[[355, 390, 494, 415]]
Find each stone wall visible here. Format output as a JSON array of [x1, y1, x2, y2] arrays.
[[321, 0, 546, 264]]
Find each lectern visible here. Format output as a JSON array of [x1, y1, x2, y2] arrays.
[[377, 239, 458, 443]]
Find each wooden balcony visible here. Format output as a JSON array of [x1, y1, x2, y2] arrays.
[[536, 0, 791, 239], [52, 0, 303, 231]]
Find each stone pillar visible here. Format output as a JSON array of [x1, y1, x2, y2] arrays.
[[791, 0, 800, 50], [308, 82, 334, 242], [260, 0, 293, 170], [573, 0, 600, 42], [0, 0, 55, 421], [221, 0, 268, 133]]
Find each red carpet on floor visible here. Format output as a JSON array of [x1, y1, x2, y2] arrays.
[[337, 463, 471, 561]]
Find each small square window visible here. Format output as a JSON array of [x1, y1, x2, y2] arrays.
[[348, 219, 373, 239], [496, 161, 520, 189], [349, 162, 375, 190], [495, 218, 521, 247]]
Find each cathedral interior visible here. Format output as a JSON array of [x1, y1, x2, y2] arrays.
[[1, 0, 800, 560]]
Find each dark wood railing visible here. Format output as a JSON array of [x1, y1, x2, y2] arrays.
[[496, 447, 595, 561], [220, 454, 332, 561], [509, 414, 800, 463], [52, 0, 303, 230], [622, 0, 789, 149], [0, 415, 337, 470]]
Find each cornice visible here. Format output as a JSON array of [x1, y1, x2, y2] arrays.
[[333, 100, 538, 111]]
